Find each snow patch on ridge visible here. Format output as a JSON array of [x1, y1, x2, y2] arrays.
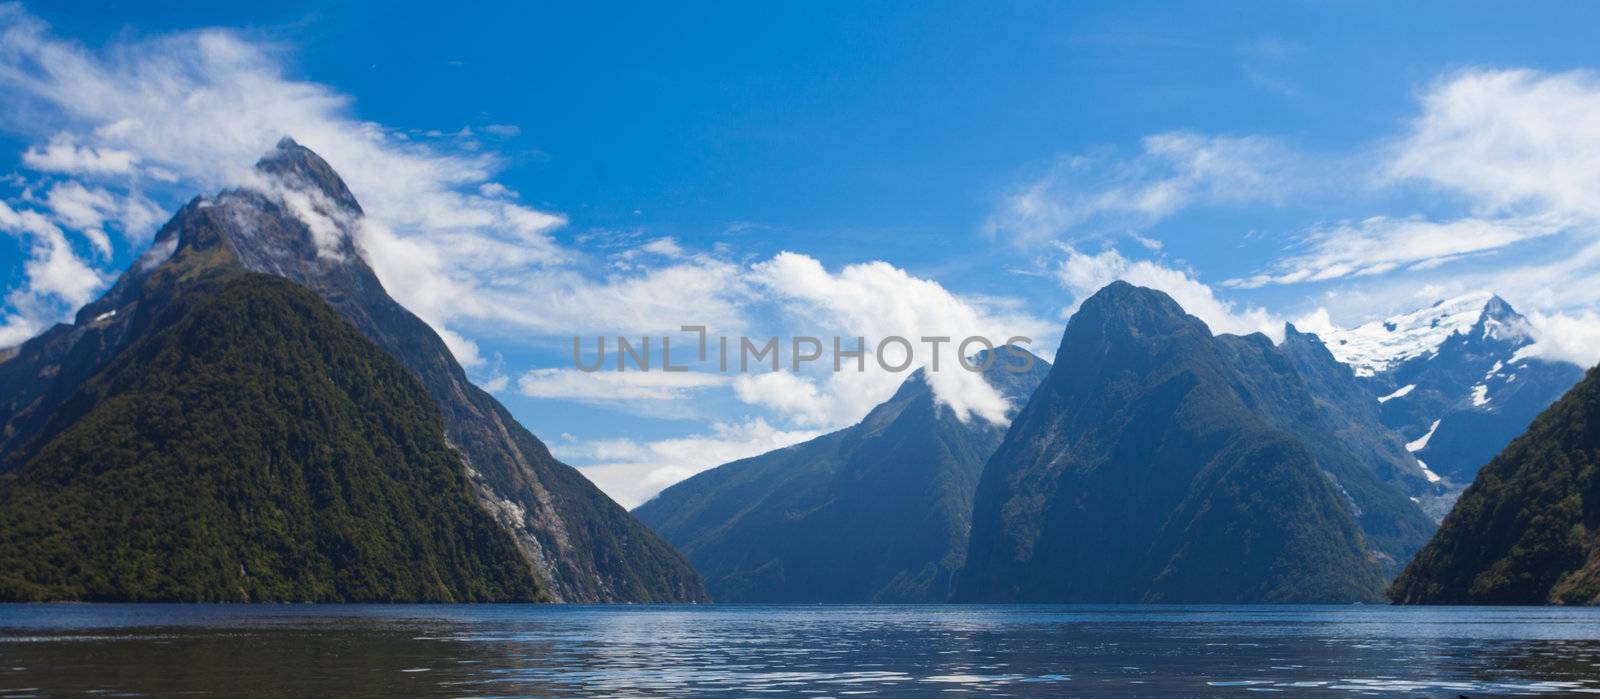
[[1378, 384, 1415, 403], [1407, 419, 1441, 452], [1415, 458, 1443, 484]]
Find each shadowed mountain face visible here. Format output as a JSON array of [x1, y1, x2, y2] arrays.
[[0, 274, 545, 602], [1262, 325, 1440, 571], [956, 282, 1435, 603], [0, 139, 705, 603], [635, 347, 1050, 602], [1391, 364, 1600, 605]]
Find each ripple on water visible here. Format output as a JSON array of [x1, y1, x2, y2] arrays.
[[3, 604, 1600, 696]]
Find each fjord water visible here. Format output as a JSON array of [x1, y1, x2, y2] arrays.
[[2, 605, 1599, 697]]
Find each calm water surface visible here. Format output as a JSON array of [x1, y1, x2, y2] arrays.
[[1, 604, 1598, 697]]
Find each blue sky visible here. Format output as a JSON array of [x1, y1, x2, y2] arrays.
[[3, 2, 1600, 505]]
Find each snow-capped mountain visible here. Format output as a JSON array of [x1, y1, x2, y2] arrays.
[[1320, 292, 1511, 377], [1316, 294, 1584, 501]]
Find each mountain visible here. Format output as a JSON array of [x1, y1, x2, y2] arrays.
[[1389, 364, 1600, 605], [0, 139, 705, 603], [1236, 325, 1439, 571], [0, 273, 544, 602], [955, 282, 1437, 603], [634, 347, 1049, 602], [1318, 294, 1584, 501]]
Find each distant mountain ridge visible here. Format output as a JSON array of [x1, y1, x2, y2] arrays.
[[956, 282, 1436, 603], [1316, 293, 1583, 500], [635, 347, 1049, 602], [0, 139, 705, 603]]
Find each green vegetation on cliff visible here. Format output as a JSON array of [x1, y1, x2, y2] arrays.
[[1391, 365, 1600, 605], [0, 274, 544, 602]]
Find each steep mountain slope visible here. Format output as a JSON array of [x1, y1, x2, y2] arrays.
[[956, 282, 1428, 603], [635, 347, 1049, 602], [1319, 294, 1583, 493], [1390, 365, 1600, 605], [1224, 326, 1438, 572], [0, 139, 705, 602], [0, 274, 543, 602]]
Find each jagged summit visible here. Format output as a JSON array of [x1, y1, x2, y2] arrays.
[[1318, 292, 1526, 377], [1475, 294, 1534, 346], [67, 140, 368, 331], [254, 137, 363, 214]]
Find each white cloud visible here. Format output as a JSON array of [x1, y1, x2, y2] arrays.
[[1055, 245, 1283, 339], [1522, 311, 1600, 368], [477, 182, 513, 198], [731, 370, 859, 429], [21, 133, 139, 175], [749, 252, 1054, 426], [1225, 214, 1569, 288], [1229, 68, 1600, 338], [557, 418, 823, 508], [985, 131, 1292, 244], [517, 368, 728, 401], [498, 257, 753, 337], [0, 199, 104, 345], [1389, 68, 1600, 221]]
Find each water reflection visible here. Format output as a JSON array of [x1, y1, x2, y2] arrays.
[[1, 605, 1599, 697]]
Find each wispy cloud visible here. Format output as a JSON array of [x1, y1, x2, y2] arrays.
[[1388, 68, 1600, 221], [517, 368, 728, 402], [984, 131, 1294, 245], [1224, 214, 1570, 289], [1226, 67, 1600, 364], [555, 419, 824, 509], [0, 199, 103, 345]]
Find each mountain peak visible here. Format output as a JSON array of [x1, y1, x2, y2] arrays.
[[156, 139, 371, 271], [1473, 294, 1533, 346], [1481, 294, 1519, 321], [1318, 291, 1510, 377], [1078, 281, 1196, 327], [1479, 293, 1516, 319], [254, 137, 362, 215], [1065, 282, 1211, 356]]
